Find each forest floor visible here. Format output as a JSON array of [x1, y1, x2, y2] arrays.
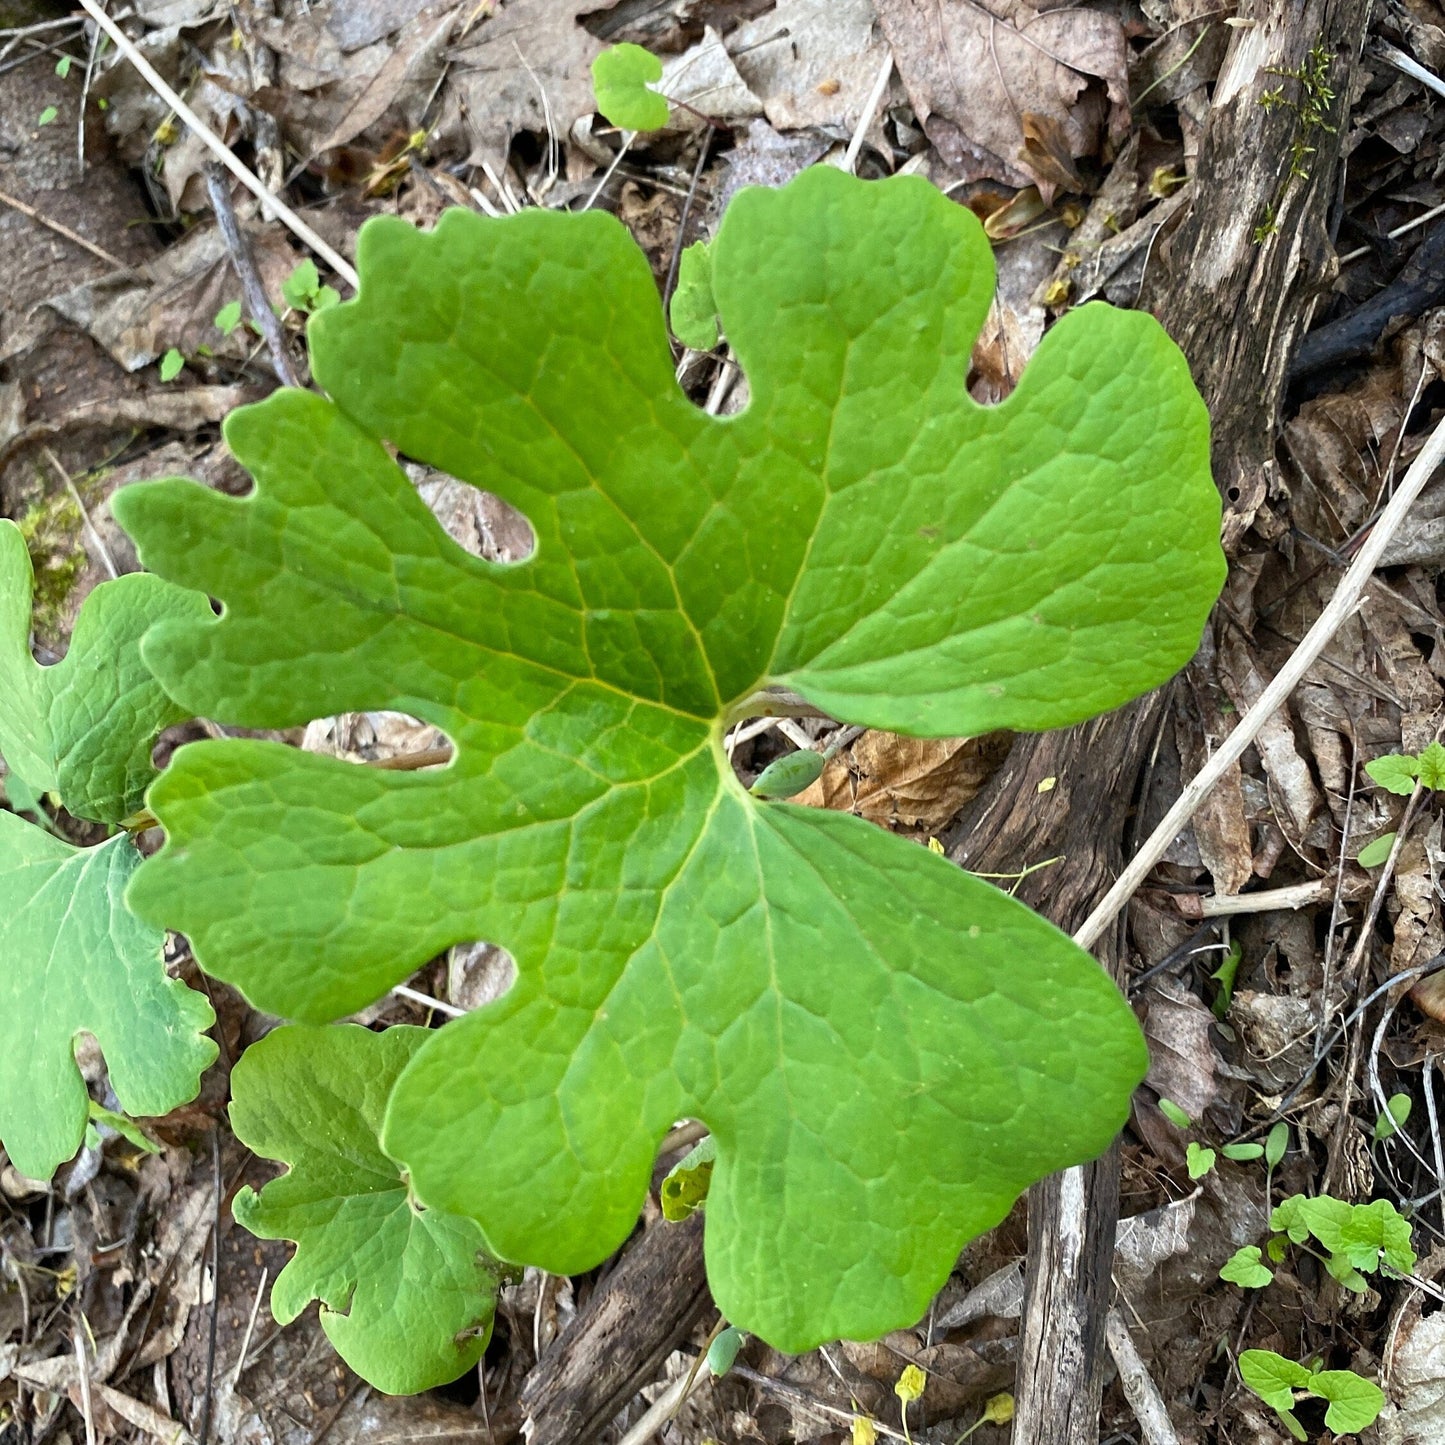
[[5, 1, 1445, 1443]]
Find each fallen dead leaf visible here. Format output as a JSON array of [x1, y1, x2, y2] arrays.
[[794, 730, 1010, 832], [874, 0, 1129, 198]]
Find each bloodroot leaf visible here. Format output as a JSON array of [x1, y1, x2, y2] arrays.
[[0, 520, 212, 824], [0, 814, 216, 1180], [229, 1025, 499, 1395], [591, 41, 670, 132], [114, 168, 1222, 1351]]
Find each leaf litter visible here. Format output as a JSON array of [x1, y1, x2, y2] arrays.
[[8, 1, 1445, 1442]]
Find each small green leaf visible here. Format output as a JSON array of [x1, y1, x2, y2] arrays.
[[1419, 739, 1445, 789], [3, 771, 44, 817], [1323, 1249, 1369, 1293], [55, 56, 71, 78], [1158, 1098, 1192, 1129], [230, 1024, 499, 1394], [214, 300, 243, 336], [1221, 1141, 1264, 1161], [0, 817, 216, 1181], [1365, 752, 1419, 795], [660, 1135, 716, 1221], [37, 105, 57, 126], [670, 240, 719, 351], [1239, 1349, 1312, 1412], [1311, 1369, 1385, 1433], [1374, 1092, 1411, 1141], [591, 42, 670, 132], [314, 284, 341, 312], [0, 521, 212, 823], [1271, 1194, 1310, 1244], [159, 347, 184, 382], [707, 1324, 744, 1377], [87, 1101, 160, 1154], [750, 747, 826, 799], [1357, 832, 1397, 867], [1210, 940, 1241, 1019], [1265, 1120, 1289, 1170], [282, 258, 320, 311], [1186, 1141, 1216, 1179], [1219, 1245, 1273, 1288]]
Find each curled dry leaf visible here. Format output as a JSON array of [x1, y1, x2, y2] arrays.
[[793, 730, 1011, 832], [874, 0, 1129, 197]]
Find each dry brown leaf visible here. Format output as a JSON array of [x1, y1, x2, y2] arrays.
[[441, 0, 621, 167], [1141, 976, 1239, 1130], [658, 26, 763, 130], [794, 730, 1009, 832], [1396, 820, 1445, 988], [874, 0, 1129, 197], [729, 0, 894, 137]]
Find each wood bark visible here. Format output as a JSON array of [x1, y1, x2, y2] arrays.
[[944, 2, 1373, 1439], [519, 1213, 712, 1445]]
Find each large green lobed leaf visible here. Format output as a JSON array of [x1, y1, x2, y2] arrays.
[[230, 1024, 498, 1394], [114, 168, 1222, 1351], [0, 519, 212, 824]]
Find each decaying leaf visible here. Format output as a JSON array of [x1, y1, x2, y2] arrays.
[[794, 730, 1010, 832], [874, 0, 1129, 196]]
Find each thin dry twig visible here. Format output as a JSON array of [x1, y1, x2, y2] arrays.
[[1075, 413, 1445, 951], [0, 186, 130, 271], [42, 445, 118, 580], [205, 164, 302, 389]]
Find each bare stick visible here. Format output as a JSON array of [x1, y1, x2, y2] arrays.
[[1074, 413, 1445, 952], [75, 0, 358, 289], [1105, 1310, 1180, 1445], [43, 445, 118, 580], [843, 52, 894, 174], [0, 186, 129, 270], [204, 165, 301, 389]]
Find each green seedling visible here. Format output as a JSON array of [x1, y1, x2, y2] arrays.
[[1238, 1349, 1383, 1440], [671, 239, 718, 350], [158, 347, 184, 382], [1365, 740, 1445, 795], [591, 42, 670, 132], [1374, 1092, 1411, 1141], [106, 166, 1222, 1373], [281, 258, 339, 315], [214, 300, 243, 336]]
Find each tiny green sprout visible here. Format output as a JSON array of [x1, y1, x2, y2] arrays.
[[1265, 1120, 1289, 1170], [1358, 832, 1397, 867], [1186, 1141, 1216, 1179], [282, 259, 339, 315], [671, 240, 718, 351], [87, 1101, 159, 1155], [1211, 939, 1241, 1019], [37, 106, 58, 127], [1221, 1141, 1264, 1162], [1374, 1093, 1412, 1142], [55, 56, 71, 79], [591, 42, 670, 132], [1220, 1245, 1273, 1289], [214, 300, 243, 336], [1365, 751, 1419, 795], [1158, 1098, 1191, 1129], [707, 1324, 744, 1377], [158, 348, 185, 383], [750, 746, 826, 800]]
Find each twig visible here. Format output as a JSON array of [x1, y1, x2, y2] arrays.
[[77, 14, 100, 174], [73, 1328, 97, 1445], [663, 129, 713, 312], [1176, 877, 1341, 917], [1074, 410, 1445, 952], [197, 1133, 221, 1445], [229, 1267, 268, 1390], [1373, 38, 1445, 102], [0, 186, 130, 271], [1105, 1309, 1180, 1445], [204, 164, 301, 389], [843, 52, 894, 174], [75, 0, 358, 289], [730, 1364, 906, 1443], [42, 445, 118, 580], [391, 982, 465, 1019]]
